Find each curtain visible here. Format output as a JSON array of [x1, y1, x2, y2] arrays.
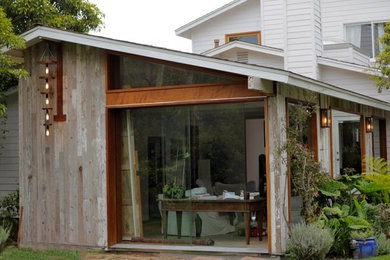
[[346, 25, 362, 48]]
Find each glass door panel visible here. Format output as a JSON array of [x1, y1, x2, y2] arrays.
[[332, 110, 362, 177]]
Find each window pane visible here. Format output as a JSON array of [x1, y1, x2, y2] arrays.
[[120, 102, 266, 247], [108, 54, 243, 89], [346, 23, 373, 57], [229, 35, 259, 44], [374, 23, 386, 57]]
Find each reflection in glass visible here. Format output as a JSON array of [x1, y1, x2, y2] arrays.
[[120, 102, 265, 247], [332, 110, 361, 177]]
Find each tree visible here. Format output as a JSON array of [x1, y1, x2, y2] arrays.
[[0, 0, 104, 35], [372, 22, 390, 92]]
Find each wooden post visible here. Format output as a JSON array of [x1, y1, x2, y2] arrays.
[[54, 43, 66, 122]]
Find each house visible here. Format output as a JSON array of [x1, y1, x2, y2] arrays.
[[1, 0, 390, 257]]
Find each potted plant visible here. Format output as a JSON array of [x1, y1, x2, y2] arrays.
[[163, 182, 185, 199]]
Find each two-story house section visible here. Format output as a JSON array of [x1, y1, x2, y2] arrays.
[[176, 0, 390, 101]]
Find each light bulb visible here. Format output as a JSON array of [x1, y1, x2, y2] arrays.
[[46, 128, 50, 136], [45, 79, 49, 90], [45, 94, 49, 105], [45, 113, 49, 121], [45, 64, 49, 75]]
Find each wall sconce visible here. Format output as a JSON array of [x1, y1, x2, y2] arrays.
[[320, 108, 331, 128], [366, 117, 373, 133]]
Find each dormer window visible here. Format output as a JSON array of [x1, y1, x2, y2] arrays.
[[345, 22, 386, 58], [225, 31, 261, 45]]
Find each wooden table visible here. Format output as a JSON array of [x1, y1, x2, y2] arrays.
[[160, 198, 265, 245]]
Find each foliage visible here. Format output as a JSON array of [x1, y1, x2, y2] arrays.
[[0, 226, 9, 253], [281, 101, 326, 222], [0, 247, 80, 260], [286, 222, 334, 260], [163, 182, 185, 199], [375, 233, 390, 256], [0, 190, 19, 242], [0, 0, 104, 35], [363, 156, 390, 206], [371, 22, 390, 92]]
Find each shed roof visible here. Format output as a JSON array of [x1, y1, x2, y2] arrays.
[[4, 26, 390, 111]]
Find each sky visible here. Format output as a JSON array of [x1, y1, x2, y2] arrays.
[[89, 0, 232, 52]]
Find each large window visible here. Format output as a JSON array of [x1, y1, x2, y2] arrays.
[[120, 101, 266, 247], [225, 31, 261, 45], [345, 22, 386, 58], [107, 54, 244, 90]]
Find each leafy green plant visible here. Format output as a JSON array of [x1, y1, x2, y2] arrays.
[[0, 226, 9, 253], [375, 233, 390, 256], [286, 222, 334, 260], [163, 182, 185, 199], [0, 190, 19, 242], [363, 156, 390, 206]]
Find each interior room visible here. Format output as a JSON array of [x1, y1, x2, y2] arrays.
[[120, 101, 267, 248]]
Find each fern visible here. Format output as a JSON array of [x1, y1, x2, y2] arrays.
[[363, 156, 390, 206]]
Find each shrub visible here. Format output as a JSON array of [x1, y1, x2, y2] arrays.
[[0, 190, 19, 242], [376, 233, 390, 256], [287, 223, 334, 260], [0, 226, 9, 253]]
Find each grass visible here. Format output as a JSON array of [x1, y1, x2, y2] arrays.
[[366, 255, 390, 260], [0, 247, 80, 260]]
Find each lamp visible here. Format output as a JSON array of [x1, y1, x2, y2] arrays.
[[366, 117, 373, 133], [320, 108, 331, 128]]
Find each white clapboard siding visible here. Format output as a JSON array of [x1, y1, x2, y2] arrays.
[[322, 0, 390, 42], [319, 65, 390, 103], [192, 0, 261, 54], [262, 0, 285, 49], [215, 49, 284, 69], [285, 0, 322, 79], [323, 44, 370, 66], [0, 92, 19, 201]]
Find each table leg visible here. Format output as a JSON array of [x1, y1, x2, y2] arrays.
[[257, 209, 263, 241], [162, 210, 167, 239], [245, 212, 250, 245], [176, 211, 182, 239]]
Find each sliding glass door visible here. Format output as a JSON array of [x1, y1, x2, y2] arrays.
[[120, 101, 265, 247]]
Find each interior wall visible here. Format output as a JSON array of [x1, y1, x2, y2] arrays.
[[246, 119, 265, 189]]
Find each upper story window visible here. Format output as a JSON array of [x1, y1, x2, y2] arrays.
[[345, 22, 386, 58], [225, 31, 261, 45]]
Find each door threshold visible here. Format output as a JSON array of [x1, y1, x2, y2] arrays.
[[110, 243, 268, 255]]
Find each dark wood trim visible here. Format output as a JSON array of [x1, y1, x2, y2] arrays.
[[106, 83, 264, 108], [225, 31, 262, 45], [379, 119, 387, 160], [361, 115, 366, 172], [106, 109, 122, 246], [53, 43, 66, 122], [264, 98, 271, 254], [329, 109, 334, 179]]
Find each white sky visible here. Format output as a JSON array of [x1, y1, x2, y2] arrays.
[[89, 0, 232, 52]]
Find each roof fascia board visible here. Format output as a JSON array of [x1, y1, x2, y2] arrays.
[[318, 57, 375, 75], [287, 74, 390, 111], [175, 0, 248, 38], [202, 41, 284, 57]]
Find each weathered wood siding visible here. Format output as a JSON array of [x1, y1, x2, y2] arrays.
[[19, 42, 107, 247], [0, 92, 19, 200]]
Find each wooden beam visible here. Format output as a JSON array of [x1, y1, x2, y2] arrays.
[[54, 43, 66, 122]]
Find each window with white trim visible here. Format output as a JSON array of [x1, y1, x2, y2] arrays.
[[345, 22, 386, 58]]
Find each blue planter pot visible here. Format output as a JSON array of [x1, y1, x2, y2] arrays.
[[355, 237, 377, 258]]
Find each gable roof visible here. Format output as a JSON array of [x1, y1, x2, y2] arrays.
[[175, 0, 248, 39], [202, 41, 284, 57], [4, 26, 390, 111]]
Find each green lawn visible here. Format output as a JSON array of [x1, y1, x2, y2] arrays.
[[366, 255, 390, 260], [0, 247, 80, 260]]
